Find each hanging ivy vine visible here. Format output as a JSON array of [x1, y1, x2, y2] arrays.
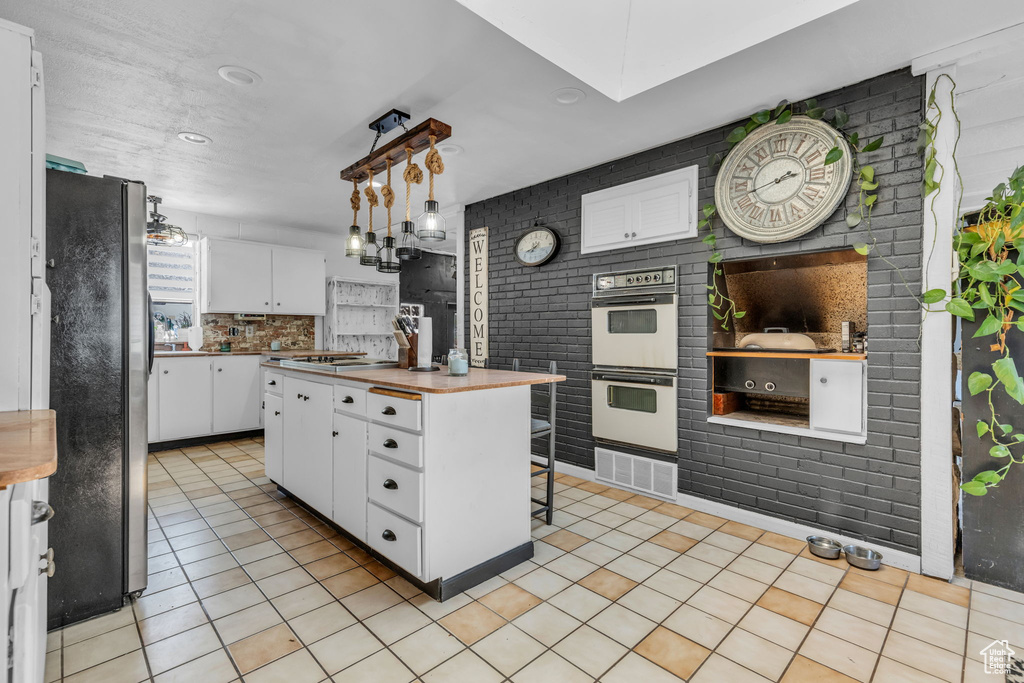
[[701, 99, 886, 326]]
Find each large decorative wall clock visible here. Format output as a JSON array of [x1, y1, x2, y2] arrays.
[[713, 116, 853, 244]]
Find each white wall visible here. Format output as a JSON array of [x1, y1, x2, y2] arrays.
[[160, 206, 400, 284]]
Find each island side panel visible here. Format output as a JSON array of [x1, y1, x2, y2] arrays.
[[422, 385, 531, 581]]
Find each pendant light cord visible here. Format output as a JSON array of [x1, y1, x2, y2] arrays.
[[382, 159, 395, 237], [350, 178, 360, 225], [364, 169, 378, 233], [403, 147, 423, 221], [425, 135, 445, 202]]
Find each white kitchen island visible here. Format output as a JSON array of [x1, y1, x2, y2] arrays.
[[262, 362, 565, 600]]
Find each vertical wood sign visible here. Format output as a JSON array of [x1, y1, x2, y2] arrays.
[[469, 227, 489, 367]]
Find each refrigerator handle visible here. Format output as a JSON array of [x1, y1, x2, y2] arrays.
[[147, 293, 155, 374]]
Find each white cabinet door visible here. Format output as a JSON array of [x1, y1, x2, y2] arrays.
[[332, 412, 367, 542], [810, 359, 865, 435], [283, 378, 334, 515], [203, 239, 273, 314], [581, 191, 633, 254], [632, 167, 696, 244], [212, 356, 261, 433], [264, 393, 283, 483], [272, 248, 326, 315], [157, 358, 212, 440]]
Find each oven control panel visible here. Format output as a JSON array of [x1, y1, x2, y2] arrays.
[[594, 266, 676, 294]]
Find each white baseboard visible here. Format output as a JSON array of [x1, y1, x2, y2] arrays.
[[553, 460, 923, 574]]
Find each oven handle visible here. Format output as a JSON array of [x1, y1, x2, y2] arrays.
[[592, 294, 675, 308], [591, 372, 675, 387]]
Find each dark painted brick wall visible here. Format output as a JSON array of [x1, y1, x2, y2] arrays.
[[465, 69, 924, 554]]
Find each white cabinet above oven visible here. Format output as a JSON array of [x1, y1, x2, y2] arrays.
[[581, 166, 698, 254]]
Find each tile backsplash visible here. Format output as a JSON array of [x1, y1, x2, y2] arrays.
[[200, 314, 315, 351]]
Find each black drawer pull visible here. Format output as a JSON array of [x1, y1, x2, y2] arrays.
[[382, 406, 397, 416], [341, 396, 354, 404], [383, 479, 398, 490], [297, 393, 303, 399], [274, 411, 280, 416], [382, 529, 396, 542], [303, 395, 309, 401], [332, 430, 339, 437], [267, 380, 276, 386], [383, 439, 398, 449]]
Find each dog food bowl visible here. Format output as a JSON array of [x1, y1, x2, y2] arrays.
[[806, 536, 843, 560], [843, 545, 883, 570]]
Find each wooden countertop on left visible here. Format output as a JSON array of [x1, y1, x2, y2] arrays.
[[0, 410, 58, 487], [264, 362, 566, 394]]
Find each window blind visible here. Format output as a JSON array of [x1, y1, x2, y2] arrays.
[[147, 244, 196, 302]]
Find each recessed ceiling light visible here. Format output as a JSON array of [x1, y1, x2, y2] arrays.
[[436, 143, 463, 156], [177, 132, 211, 145], [551, 87, 586, 105], [218, 65, 262, 86]]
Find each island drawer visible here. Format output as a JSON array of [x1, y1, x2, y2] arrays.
[[367, 423, 424, 468], [265, 371, 283, 396], [334, 384, 367, 417], [367, 454, 423, 523], [367, 502, 422, 578], [367, 388, 422, 431]]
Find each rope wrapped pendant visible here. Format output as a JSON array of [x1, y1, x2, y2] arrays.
[[397, 147, 422, 260], [345, 178, 363, 258], [417, 135, 446, 242], [377, 159, 401, 273], [359, 169, 381, 267]]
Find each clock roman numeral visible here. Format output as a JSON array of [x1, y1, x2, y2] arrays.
[[809, 166, 827, 182], [802, 185, 823, 203], [792, 135, 807, 155], [789, 202, 808, 219], [804, 148, 824, 165], [736, 195, 754, 211], [769, 207, 785, 224], [772, 137, 788, 154], [748, 204, 765, 221], [738, 161, 755, 176], [753, 147, 769, 162], [731, 179, 751, 195]]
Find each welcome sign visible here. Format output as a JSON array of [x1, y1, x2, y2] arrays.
[[469, 227, 489, 367]]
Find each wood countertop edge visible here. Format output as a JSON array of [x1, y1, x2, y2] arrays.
[[706, 351, 867, 361], [261, 362, 567, 394], [0, 410, 58, 488]]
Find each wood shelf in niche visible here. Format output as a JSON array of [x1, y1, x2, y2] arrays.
[[706, 351, 866, 361]]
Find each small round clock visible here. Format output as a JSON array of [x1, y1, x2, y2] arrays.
[[514, 225, 561, 266], [714, 115, 853, 244]]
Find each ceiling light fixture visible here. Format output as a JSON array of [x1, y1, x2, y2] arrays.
[[217, 65, 262, 86], [551, 87, 586, 105], [146, 196, 188, 245], [177, 132, 211, 145], [436, 143, 463, 156]]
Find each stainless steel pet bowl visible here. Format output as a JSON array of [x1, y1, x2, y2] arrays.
[[806, 536, 843, 560], [843, 545, 883, 570]]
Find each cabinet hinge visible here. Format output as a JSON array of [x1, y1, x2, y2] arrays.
[[30, 236, 41, 259], [30, 66, 42, 88], [30, 293, 42, 316]]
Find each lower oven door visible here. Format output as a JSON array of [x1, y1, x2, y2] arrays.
[[591, 294, 677, 370], [591, 370, 677, 453]]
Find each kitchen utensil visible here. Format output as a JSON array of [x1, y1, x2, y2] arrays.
[[806, 536, 843, 559], [842, 545, 883, 570]]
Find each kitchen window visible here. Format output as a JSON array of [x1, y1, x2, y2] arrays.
[[148, 242, 198, 342]]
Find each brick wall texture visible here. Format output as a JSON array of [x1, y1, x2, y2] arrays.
[[201, 314, 315, 351], [464, 69, 925, 554]]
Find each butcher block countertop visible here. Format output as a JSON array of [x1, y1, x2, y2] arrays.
[[0, 410, 58, 487], [156, 349, 366, 359], [264, 362, 566, 394]]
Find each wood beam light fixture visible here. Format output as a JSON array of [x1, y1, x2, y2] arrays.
[[341, 110, 452, 269]]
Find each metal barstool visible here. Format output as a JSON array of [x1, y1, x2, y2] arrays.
[[513, 358, 557, 525]]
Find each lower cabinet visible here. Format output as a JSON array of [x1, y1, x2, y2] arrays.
[[264, 394, 283, 483], [332, 413, 367, 542], [213, 356, 261, 433], [367, 501, 422, 578], [155, 357, 213, 440], [809, 359, 865, 435], [282, 377, 334, 515]]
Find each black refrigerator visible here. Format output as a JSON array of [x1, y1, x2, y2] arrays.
[[45, 170, 151, 628]]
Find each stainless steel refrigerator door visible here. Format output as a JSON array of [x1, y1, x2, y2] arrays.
[[124, 180, 149, 596]]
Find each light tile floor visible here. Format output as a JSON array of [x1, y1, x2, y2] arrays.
[[43, 438, 1022, 682]]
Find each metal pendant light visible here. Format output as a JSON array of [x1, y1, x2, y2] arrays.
[[376, 160, 401, 273], [417, 135, 446, 242], [345, 179, 363, 258], [396, 220, 421, 260], [360, 170, 381, 267]]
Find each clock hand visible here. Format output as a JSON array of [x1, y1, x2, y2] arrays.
[[750, 170, 798, 193]]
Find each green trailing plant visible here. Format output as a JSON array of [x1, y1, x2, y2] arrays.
[[701, 99, 886, 325]]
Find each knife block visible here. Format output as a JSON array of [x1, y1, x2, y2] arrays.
[[398, 333, 418, 369]]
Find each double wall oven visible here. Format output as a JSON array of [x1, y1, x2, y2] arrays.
[[591, 266, 678, 453]]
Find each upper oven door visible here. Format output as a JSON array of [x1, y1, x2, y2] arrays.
[[592, 293, 677, 370], [591, 371, 677, 453]]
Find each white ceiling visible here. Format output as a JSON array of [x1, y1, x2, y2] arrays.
[[1, 0, 1023, 239], [455, 0, 859, 102]]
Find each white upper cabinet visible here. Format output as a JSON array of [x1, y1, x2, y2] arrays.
[[271, 247, 327, 315], [200, 238, 326, 315], [581, 166, 698, 254]]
